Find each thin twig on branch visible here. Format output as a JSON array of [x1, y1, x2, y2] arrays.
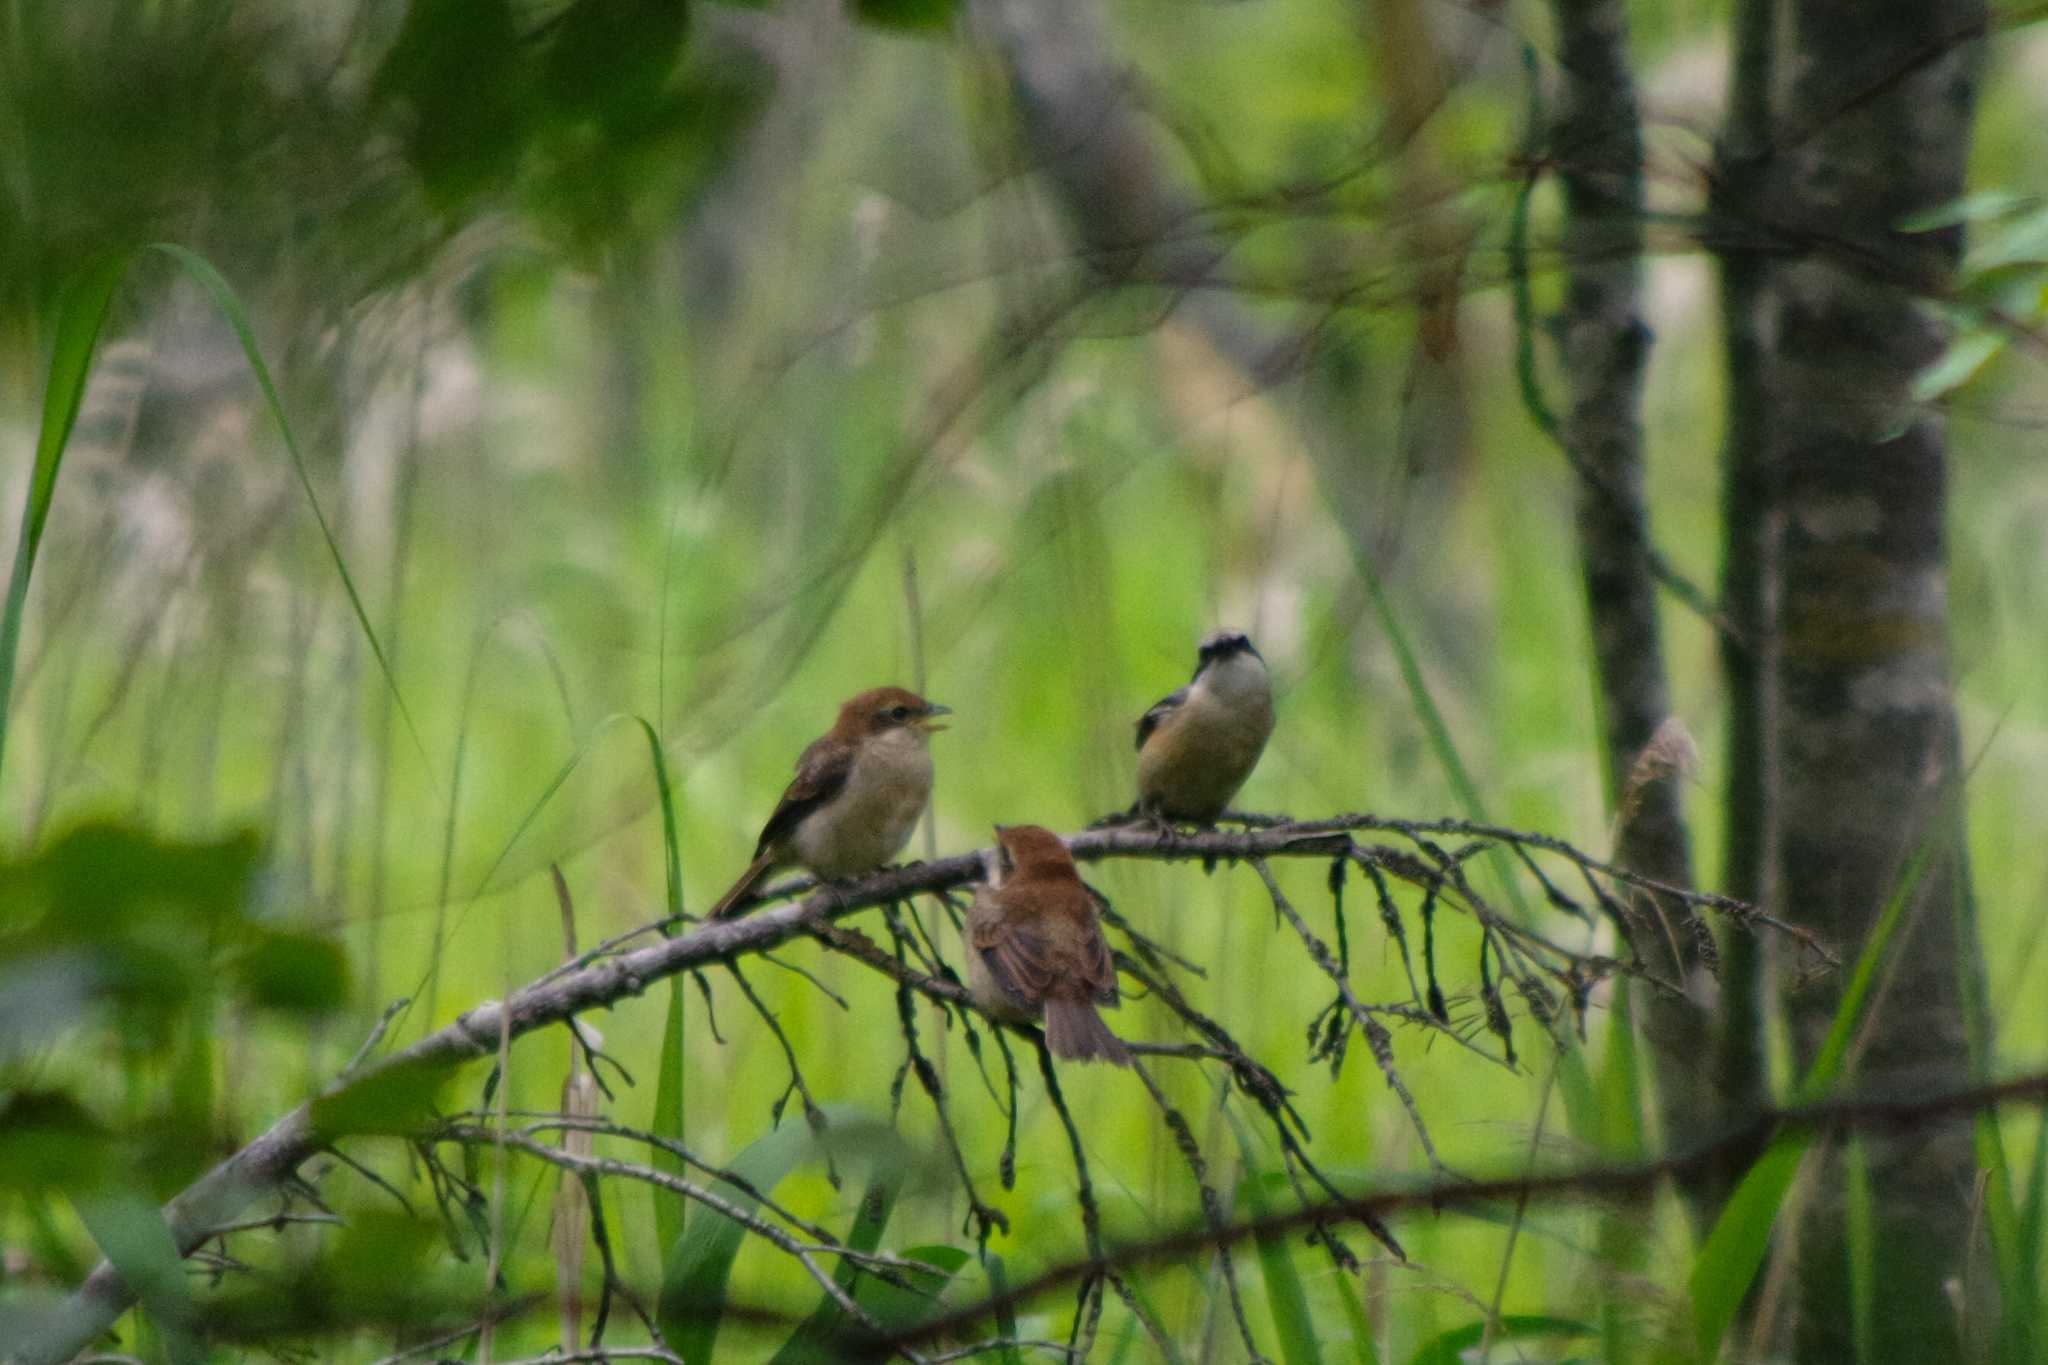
[[9, 814, 1781, 1365], [870, 1066, 2048, 1357]]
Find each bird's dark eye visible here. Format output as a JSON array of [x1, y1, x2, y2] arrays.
[[889, 704, 911, 721]]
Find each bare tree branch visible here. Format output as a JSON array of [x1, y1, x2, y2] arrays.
[[7, 814, 1775, 1365], [873, 1067, 2048, 1357]]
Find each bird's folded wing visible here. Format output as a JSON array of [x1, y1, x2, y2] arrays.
[[973, 915, 1058, 1006], [1081, 924, 1119, 1008], [1082, 885, 1122, 1007], [752, 735, 854, 857], [1134, 686, 1189, 750]]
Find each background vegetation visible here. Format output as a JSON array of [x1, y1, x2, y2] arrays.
[[3, 0, 2047, 1361]]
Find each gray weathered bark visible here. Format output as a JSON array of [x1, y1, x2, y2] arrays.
[[1706, 0, 1777, 1207], [1768, 2, 1986, 1357], [1547, 0, 1712, 1192]]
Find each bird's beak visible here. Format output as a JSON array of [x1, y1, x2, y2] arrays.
[[916, 703, 952, 733]]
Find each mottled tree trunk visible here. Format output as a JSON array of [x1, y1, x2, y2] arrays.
[[1707, 0, 1776, 1207], [1769, 1, 1985, 1357], [1547, 0, 1713, 1197]]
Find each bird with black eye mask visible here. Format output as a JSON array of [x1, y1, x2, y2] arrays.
[[1132, 629, 1275, 824], [709, 687, 951, 919]]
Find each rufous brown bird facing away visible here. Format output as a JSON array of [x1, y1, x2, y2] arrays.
[[709, 687, 950, 919], [1134, 628, 1275, 823], [964, 824, 1131, 1066]]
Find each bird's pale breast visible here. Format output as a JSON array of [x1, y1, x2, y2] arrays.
[[1137, 686, 1274, 820], [789, 727, 933, 876]]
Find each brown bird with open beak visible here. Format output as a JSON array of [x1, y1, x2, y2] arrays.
[[709, 687, 951, 919], [964, 824, 1131, 1066], [1134, 629, 1274, 824]]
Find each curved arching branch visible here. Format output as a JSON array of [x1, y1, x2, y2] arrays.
[[8, 813, 1777, 1365]]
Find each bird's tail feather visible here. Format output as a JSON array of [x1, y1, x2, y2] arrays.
[[709, 852, 778, 920], [1043, 997, 1133, 1067]]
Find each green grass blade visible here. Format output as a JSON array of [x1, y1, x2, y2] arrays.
[[1686, 1131, 1807, 1359], [1976, 1105, 2035, 1365], [652, 978, 691, 1280], [144, 242, 430, 771], [468, 747, 582, 899], [638, 717, 685, 926], [1846, 1135, 1874, 1364], [1246, 1176, 1322, 1364], [1226, 1106, 1313, 1363], [2018, 1111, 2048, 1347], [1955, 837, 2034, 1364], [1359, 569, 1479, 818], [638, 716, 692, 1285], [1110, 1274, 1187, 1365], [1357, 569, 1522, 921], [984, 1251, 1027, 1365], [1331, 1265, 1382, 1365], [1596, 980, 1647, 1365], [1688, 824, 1942, 1357], [0, 251, 130, 786]]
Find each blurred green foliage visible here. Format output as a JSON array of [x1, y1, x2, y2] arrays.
[[1, 0, 2047, 1360]]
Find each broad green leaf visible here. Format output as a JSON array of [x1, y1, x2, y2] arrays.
[[541, 0, 688, 120], [233, 928, 350, 1015], [4, 822, 259, 936], [849, 1244, 972, 1333], [325, 1209, 443, 1302], [768, 1170, 906, 1365], [310, 1055, 452, 1139], [0, 823, 263, 1043], [1913, 328, 2004, 402], [73, 1188, 200, 1364], [0, 1091, 111, 1192], [1972, 207, 2048, 272], [773, 1241, 970, 1360], [660, 1106, 891, 1361], [1406, 1313, 1591, 1365], [374, 0, 532, 210], [1898, 190, 2032, 231]]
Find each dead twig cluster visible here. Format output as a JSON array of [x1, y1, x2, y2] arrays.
[[15, 812, 1810, 1365]]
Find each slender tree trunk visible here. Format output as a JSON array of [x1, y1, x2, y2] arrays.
[[1707, 0, 1777, 1207], [1768, 2, 1986, 1357], [1547, 0, 1712, 1198]]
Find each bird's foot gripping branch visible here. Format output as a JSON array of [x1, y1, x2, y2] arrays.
[[11, 814, 1823, 1365]]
